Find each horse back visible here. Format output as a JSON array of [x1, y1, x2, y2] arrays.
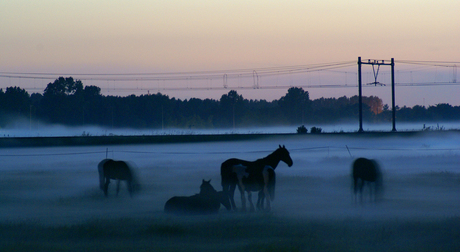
[[353, 158, 379, 182], [221, 159, 251, 174], [164, 194, 220, 215], [104, 160, 132, 180], [221, 158, 252, 187]]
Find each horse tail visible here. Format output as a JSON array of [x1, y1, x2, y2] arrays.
[[97, 159, 110, 190], [220, 161, 230, 194], [268, 169, 276, 201]]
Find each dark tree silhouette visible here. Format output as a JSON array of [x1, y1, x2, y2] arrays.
[[278, 87, 310, 124], [219, 90, 244, 128], [40, 77, 84, 124], [1, 77, 459, 130]]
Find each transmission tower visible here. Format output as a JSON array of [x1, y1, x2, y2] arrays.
[[358, 57, 396, 132]]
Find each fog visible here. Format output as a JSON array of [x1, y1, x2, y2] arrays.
[[1, 132, 459, 227], [1, 117, 460, 137]]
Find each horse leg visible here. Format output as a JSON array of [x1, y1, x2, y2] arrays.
[[237, 183, 246, 212], [229, 183, 237, 211], [263, 186, 271, 212], [257, 191, 265, 211], [353, 177, 359, 203], [263, 169, 271, 212], [104, 178, 110, 197], [369, 182, 377, 202], [359, 180, 364, 203], [116, 180, 121, 196], [247, 191, 255, 212], [127, 180, 133, 197]]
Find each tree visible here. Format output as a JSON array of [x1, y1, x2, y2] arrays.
[[278, 87, 310, 124], [362, 96, 383, 115], [40, 77, 84, 124], [43, 76, 83, 97], [3, 87, 31, 116], [219, 90, 244, 128]]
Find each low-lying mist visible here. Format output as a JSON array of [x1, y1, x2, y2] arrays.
[[1, 116, 459, 137], [1, 132, 460, 250]]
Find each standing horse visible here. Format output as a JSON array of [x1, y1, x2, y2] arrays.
[[221, 145, 293, 211], [234, 164, 276, 212], [164, 179, 231, 215], [352, 157, 383, 202], [98, 159, 140, 197]]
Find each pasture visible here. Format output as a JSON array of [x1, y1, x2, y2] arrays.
[[1, 132, 460, 251]]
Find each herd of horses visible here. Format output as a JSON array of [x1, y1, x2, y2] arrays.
[[98, 145, 382, 215]]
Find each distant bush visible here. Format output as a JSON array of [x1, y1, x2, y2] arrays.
[[310, 127, 322, 134], [297, 125, 308, 134]]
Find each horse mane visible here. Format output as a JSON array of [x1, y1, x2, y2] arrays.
[[256, 146, 285, 169]]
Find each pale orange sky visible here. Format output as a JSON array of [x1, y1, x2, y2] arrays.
[[1, 0, 459, 106]]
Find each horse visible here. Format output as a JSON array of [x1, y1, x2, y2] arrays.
[[164, 179, 231, 215], [98, 159, 140, 197], [233, 164, 276, 212], [352, 157, 383, 202], [221, 145, 293, 211]]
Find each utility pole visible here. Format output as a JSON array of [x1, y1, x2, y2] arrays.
[[358, 57, 363, 132], [357, 57, 396, 132], [391, 58, 396, 132]]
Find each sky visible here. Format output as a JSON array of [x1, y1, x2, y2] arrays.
[[1, 0, 459, 107]]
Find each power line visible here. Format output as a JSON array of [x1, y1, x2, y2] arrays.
[[396, 60, 460, 67], [0, 61, 356, 82], [1, 60, 458, 93]]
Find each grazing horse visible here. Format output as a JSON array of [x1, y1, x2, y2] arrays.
[[164, 179, 231, 215], [221, 145, 293, 211], [98, 159, 140, 197], [352, 157, 383, 202]]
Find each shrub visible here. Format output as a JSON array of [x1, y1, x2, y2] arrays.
[[297, 125, 308, 134], [310, 126, 322, 134]]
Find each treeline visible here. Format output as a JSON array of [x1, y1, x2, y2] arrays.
[[0, 77, 459, 129]]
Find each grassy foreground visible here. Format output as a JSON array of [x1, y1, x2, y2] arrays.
[[2, 214, 460, 252]]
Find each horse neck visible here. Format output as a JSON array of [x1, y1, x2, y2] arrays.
[[261, 152, 281, 169]]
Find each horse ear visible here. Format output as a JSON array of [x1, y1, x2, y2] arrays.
[[283, 145, 285, 149], [279, 144, 282, 148]]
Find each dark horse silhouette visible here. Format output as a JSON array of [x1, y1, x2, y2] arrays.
[[221, 145, 293, 211], [164, 179, 231, 215], [233, 164, 277, 212], [352, 157, 383, 202], [98, 159, 140, 197]]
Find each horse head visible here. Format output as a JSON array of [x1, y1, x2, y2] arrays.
[[278, 145, 293, 167], [200, 179, 217, 195]]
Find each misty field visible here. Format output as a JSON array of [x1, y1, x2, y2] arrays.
[[1, 132, 460, 251]]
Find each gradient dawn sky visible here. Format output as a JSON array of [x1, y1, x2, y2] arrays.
[[1, 0, 459, 107]]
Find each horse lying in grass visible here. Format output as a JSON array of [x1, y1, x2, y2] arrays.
[[221, 145, 292, 212], [98, 159, 140, 197], [352, 157, 383, 202], [164, 179, 231, 215]]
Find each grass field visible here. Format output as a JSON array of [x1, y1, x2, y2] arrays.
[[2, 213, 460, 251], [1, 132, 460, 251]]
